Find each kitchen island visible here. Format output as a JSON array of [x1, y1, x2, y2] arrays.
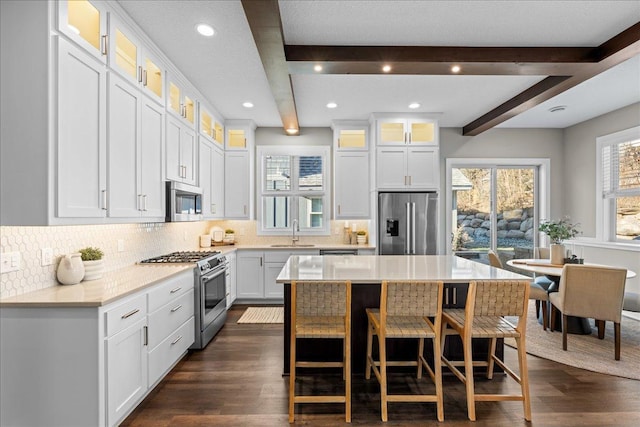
[[276, 255, 530, 374]]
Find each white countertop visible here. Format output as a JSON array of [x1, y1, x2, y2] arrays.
[[276, 255, 530, 283], [0, 264, 193, 308]]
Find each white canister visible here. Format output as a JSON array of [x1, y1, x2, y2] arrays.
[[200, 234, 212, 248]]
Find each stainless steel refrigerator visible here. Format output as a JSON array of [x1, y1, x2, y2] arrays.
[[378, 192, 438, 255]]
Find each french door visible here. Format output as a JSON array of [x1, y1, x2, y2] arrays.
[[449, 163, 541, 264]]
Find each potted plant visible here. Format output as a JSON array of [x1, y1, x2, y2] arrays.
[[79, 246, 104, 281], [224, 229, 235, 244], [539, 217, 580, 265], [356, 230, 367, 245]]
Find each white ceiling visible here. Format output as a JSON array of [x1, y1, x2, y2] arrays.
[[117, 0, 640, 131]]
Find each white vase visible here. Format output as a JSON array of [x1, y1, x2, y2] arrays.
[[56, 253, 85, 285], [225, 233, 235, 243], [550, 244, 565, 265], [83, 259, 104, 281], [357, 235, 366, 245]]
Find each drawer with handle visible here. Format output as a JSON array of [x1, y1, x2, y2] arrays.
[[148, 317, 194, 386], [105, 293, 147, 337], [147, 289, 194, 349], [147, 269, 194, 312]]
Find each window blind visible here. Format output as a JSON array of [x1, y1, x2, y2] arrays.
[[601, 138, 640, 199]]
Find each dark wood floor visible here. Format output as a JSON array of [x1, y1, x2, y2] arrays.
[[122, 306, 640, 427]]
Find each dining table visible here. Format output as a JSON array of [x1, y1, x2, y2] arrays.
[[506, 258, 636, 334]]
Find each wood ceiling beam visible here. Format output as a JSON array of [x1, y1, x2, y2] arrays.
[[241, 0, 299, 134], [463, 22, 640, 135]]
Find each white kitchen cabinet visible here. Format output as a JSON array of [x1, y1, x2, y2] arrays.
[[108, 14, 164, 105], [332, 121, 369, 150], [225, 151, 251, 218], [199, 139, 225, 219], [166, 114, 197, 185], [334, 151, 370, 218], [236, 250, 264, 299], [0, 270, 194, 427], [237, 250, 318, 301], [376, 146, 439, 190], [57, 0, 109, 63], [377, 117, 438, 146], [106, 316, 148, 425], [226, 251, 237, 308], [108, 74, 165, 219], [57, 37, 108, 218]]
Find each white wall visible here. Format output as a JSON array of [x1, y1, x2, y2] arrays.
[[563, 102, 640, 236]]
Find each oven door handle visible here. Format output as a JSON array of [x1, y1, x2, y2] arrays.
[[200, 263, 227, 281]]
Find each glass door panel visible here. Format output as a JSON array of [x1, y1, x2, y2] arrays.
[[380, 122, 405, 144], [228, 130, 246, 148], [184, 96, 195, 124], [497, 168, 535, 260], [201, 111, 212, 138], [144, 57, 163, 99], [168, 82, 180, 115], [67, 0, 101, 51], [115, 29, 137, 80], [338, 130, 366, 148], [452, 168, 492, 259], [410, 122, 435, 144], [213, 122, 223, 145]]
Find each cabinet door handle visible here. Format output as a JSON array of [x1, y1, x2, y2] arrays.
[[408, 132, 412, 143], [137, 194, 142, 211], [121, 308, 140, 319], [453, 287, 457, 305], [260, 257, 263, 267], [138, 66, 143, 83], [171, 335, 183, 345], [143, 70, 148, 86], [143, 326, 148, 346], [143, 195, 148, 211], [445, 288, 449, 305], [408, 176, 412, 186], [170, 304, 183, 313], [211, 204, 216, 214], [337, 204, 341, 215], [170, 286, 182, 294], [101, 190, 108, 210], [404, 131, 407, 143], [243, 205, 247, 215], [101, 35, 108, 56]]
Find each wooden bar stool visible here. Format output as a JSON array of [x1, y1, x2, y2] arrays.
[[365, 280, 444, 422], [289, 280, 352, 423], [441, 280, 531, 421]]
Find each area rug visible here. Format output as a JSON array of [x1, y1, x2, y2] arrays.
[[237, 306, 284, 324], [505, 301, 640, 380]]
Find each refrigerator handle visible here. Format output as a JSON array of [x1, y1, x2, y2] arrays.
[[411, 202, 416, 254], [405, 202, 411, 255]]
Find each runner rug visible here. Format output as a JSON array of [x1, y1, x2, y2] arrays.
[[506, 301, 640, 380], [237, 306, 284, 324]]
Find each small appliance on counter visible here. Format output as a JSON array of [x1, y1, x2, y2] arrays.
[[140, 251, 228, 349]]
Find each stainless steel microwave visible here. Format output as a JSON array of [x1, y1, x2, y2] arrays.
[[166, 181, 203, 222]]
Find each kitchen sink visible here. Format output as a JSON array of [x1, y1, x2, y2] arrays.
[[270, 244, 315, 248]]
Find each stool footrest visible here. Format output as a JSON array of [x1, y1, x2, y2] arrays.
[[296, 361, 344, 368], [294, 396, 347, 404], [474, 394, 524, 402], [387, 395, 439, 403]]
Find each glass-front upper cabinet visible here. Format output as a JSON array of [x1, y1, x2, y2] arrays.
[[200, 103, 224, 146], [377, 117, 438, 146], [58, 0, 108, 63], [109, 16, 164, 104], [167, 76, 195, 126], [332, 121, 369, 150], [225, 120, 256, 151]]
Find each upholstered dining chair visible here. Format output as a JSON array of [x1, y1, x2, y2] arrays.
[[289, 280, 352, 423], [365, 280, 444, 422], [441, 279, 532, 421], [548, 265, 627, 360], [488, 250, 549, 330]]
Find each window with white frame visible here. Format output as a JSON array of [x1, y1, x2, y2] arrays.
[[257, 146, 330, 235], [597, 126, 640, 243]]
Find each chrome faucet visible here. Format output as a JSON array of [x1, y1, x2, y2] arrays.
[[292, 219, 299, 245]]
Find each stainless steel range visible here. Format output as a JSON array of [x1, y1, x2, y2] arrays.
[[140, 251, 228, 349]]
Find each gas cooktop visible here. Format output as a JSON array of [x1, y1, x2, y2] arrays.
[[139, 251, 221, 264]]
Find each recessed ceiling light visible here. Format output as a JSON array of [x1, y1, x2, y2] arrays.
[[549, 105, 567, 113], [242, 102, 254, 108], [382, 64, 392, 73], [314, 64, 323, 72], [408, 103, 420, 109], [196, 24, 215, 37], [326, 102, 338, 109], [451, 65, 461, 73], [286, 128, 299, 135]]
